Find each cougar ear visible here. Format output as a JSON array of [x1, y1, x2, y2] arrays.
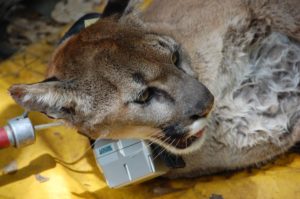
[[103, 0, 144, 28], [9, 79, 74, 119], [102, 0, 130, 18]]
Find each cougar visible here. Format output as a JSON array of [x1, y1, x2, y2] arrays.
[[9, 0, 300, 177]]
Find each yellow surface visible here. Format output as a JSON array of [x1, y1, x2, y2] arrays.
[[1, 4, 300, 199]]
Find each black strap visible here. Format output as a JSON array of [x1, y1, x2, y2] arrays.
[[58, 0, 131, 45], [58, 13, 101, 45]]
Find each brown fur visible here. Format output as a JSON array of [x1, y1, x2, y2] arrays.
[[9, 0, 300, 177]]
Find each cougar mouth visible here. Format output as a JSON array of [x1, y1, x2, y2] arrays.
[[156, 127, 206, 149], [151, 119, 208, 154]]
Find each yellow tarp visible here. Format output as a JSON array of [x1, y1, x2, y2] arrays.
[[1, 4, 300, 199]]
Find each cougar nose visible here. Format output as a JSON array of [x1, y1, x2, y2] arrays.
[[189, 94, 214, 120]]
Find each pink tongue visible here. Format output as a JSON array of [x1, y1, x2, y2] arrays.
[[194, 129, 204, 138]]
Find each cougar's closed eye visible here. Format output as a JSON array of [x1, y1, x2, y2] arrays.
[[41, 76, 60, 82], [134, 88, 154, 104], [60, 106, 76, 115], [172, 50, 180, 67]]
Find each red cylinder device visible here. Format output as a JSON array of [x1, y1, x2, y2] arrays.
[[0, 116, 35, 149], [0, 127, 10, 148]]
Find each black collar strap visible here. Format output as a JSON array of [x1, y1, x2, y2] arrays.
[[58, 13, 101, 45]]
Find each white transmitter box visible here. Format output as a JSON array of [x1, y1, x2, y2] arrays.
[[93, 139, 169, 188]]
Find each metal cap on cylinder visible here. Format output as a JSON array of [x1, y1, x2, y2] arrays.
[[6, 117, 35, 148]]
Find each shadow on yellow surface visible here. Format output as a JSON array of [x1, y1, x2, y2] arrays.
[[0, 154, 56, 187]]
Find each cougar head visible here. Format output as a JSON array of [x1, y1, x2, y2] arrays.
[[9, 15, 214, 155]]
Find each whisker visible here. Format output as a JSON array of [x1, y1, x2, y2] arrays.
[[153, 147, 166, 161], [185, 136, 188, 149], [153, 138, 175, 161], [175, 138, 181, 148], [146, 139, 165, 151], [145, 139, 156, 148]]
